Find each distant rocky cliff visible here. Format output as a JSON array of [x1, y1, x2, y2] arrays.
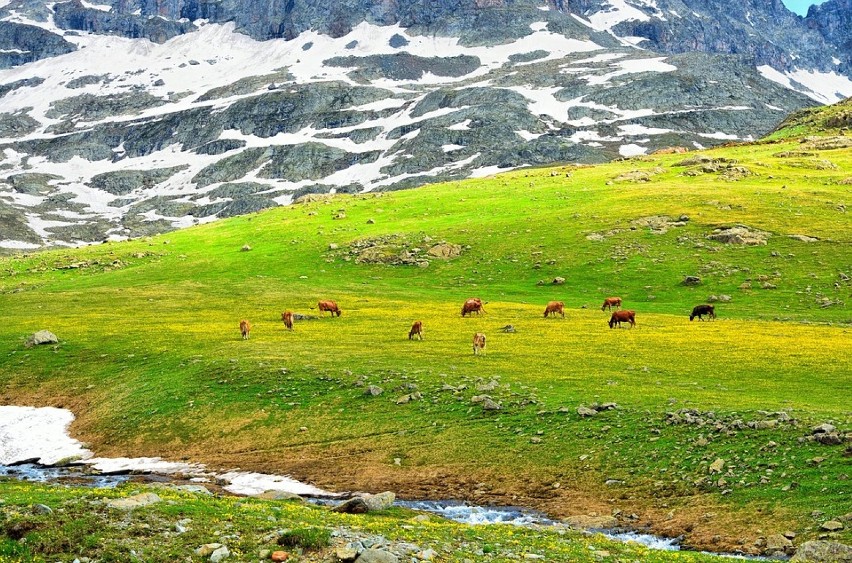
[[0, 0, 850, 250]]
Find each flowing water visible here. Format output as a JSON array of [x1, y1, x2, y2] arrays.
[[0, 406, 771, 559]]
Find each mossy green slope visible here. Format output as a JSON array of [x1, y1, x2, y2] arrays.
[[1, 108, 850, 558]]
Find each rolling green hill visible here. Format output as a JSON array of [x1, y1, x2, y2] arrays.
[[1, 104, 850, 561]]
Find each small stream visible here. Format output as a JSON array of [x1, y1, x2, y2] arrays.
[[0, 406, 768, 559]]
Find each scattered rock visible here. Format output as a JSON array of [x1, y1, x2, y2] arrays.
[[789, 234, 819, 243], [365, 385, 383, 396], [357, 548, 399, 563], [328, 243, 339, 250], [552, 277, 565, 285], [194, 543, 223, 557], [210, 546, 230, 562], [821, 520, 845, 532], [500, 325, 516, 333], [577, 406, 598, 417], [709, 458, 725, 474], [813, 423, 837, 434], [335, 545, 359, 561], [427, 243, 462, 259], [32, 504, 53, 515], [271, 551, 290, 562], [791, 540, 852, 562], [332, 497, 369, 514], [481, 398, 502, 411], [107, 492, 162, 509], [682, 275, 702, 286], [765, 534, 794, 554], [25, 330, 59, 347], [240, 244, 252, 252], [707, 226, 769, 246]]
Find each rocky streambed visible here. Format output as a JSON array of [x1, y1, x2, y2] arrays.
[[4, 405, 843, 561]]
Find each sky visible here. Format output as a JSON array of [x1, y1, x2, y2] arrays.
[[781, 0, 828, 15]]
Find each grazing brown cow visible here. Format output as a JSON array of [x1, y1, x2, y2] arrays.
[[601, 297, 622, 311], [690, 304, 716, 321], [473, 332, 487, 355], [544, 301, 565, 318], [461, 298, 484, 317], [281, 310, 294, 330], [239, 319, 251, 339], [318, 300, 341, 317], [608, 310, 636, 329], [409, 321, 423, 340]]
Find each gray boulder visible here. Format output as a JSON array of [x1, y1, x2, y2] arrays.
[[362, 491, 395, 511], [791, 540, 852, 562], [25, 330, 59, 347]]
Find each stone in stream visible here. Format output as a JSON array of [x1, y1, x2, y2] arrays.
[[25, 330, 59, 347], [256, 490, 303, 501], [362, 491, 395, 511], [332, 497, 369, 514], [562, 515, 618, 529]]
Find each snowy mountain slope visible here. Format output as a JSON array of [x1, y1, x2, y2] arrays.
[[0, 0, 845, 250]]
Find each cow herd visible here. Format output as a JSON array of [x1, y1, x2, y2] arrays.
[[239, 297, 717, 354]]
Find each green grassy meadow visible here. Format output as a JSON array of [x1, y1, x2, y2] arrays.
[[1, 109, 850, 560]]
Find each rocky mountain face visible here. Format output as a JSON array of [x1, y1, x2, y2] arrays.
[[0, 0, 850, 250], [806, 0, 852, 73]]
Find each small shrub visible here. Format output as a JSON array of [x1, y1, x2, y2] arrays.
[[277, 527, 332, 550]]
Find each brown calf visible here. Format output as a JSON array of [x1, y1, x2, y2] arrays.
[[318, 300, 341, 317], [473, 332, 487, 355], [239, 319, 251, 340], [601, 297, 622, 311], [409, 321, 423, 340], [281, 310, 294, 330], [544, 301, 565, 318]]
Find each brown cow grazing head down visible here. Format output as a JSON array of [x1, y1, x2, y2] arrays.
[[608, 310, 636, 329], [473, 332, 487, 355], [601, 297, 622, 311], [409, 321, 423, 340], [461, 298, 484, 317], [239, 319, 251, 340], [544, 301, 565, 318], [318, 300, 341, 317], [690, 304, 716, 321], [281, 311, 294, 330]]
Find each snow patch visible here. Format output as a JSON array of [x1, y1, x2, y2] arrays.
[[619, 143, 648, 156], [0, 406, 91, 465], [219, 472, 329, 496], [757, 65, 852, 104]]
